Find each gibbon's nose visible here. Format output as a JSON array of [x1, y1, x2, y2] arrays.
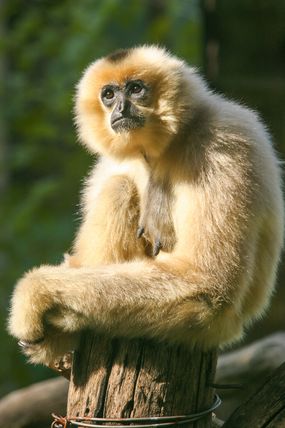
[[116, 94, 131, 115], [111, 95, 132, 127]]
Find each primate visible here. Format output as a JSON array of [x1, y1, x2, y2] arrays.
[[9, 46, 284, 365]]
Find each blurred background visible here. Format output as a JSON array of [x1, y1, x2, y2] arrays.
[[0, 0, 284, 406]]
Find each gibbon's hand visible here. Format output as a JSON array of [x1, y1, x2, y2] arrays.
[[137, 226, 162, 256], [137, 176, 176, 258]]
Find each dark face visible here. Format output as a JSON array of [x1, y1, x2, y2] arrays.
[[100, 79, 149, 133]]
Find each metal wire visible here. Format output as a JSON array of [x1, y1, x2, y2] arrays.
[[208, 382, 243, 390], [51, 394, 221, 428]]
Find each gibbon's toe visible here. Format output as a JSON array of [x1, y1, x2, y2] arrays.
[[17, 330, 78, 366], [18, 337, 44, 349]]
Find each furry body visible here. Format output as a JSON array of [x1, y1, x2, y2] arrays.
[[9, 46, 284, 365]]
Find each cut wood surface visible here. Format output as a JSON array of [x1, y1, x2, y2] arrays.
[[223, 361, 285, 427], [67, 332, 217, 428]]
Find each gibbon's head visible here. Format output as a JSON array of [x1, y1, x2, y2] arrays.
[[75, 46, 204, 159]]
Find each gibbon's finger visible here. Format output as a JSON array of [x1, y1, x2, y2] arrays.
[[137, 226, 145, 238], [153, 239, 162, 257], [18, 337, 44, 349]]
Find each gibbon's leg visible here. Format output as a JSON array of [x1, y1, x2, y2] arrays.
[[9, 250, 246, 365], [70, 174, 147, 267]]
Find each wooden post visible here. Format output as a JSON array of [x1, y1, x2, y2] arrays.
[[67, 332, 217, 428]]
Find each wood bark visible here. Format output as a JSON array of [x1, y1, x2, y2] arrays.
[[223, 362, 285, 427], [67, 332, 217, 428]]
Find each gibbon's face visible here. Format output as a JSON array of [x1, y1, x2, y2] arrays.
[[100, 78, 148, 134], [75, 46, 190, 159]]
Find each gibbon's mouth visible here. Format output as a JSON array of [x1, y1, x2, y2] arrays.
[[111, 116, 145, 133]]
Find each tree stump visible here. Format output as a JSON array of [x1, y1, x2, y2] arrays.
[[67, 331, 218, 428]]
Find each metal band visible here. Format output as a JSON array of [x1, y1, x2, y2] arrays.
[[51, 394, 221, 428]]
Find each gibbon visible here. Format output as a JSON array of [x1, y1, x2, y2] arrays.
[[9, 46, 284, 365]]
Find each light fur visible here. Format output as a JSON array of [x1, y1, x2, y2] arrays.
[[9, 46, 284, 365]]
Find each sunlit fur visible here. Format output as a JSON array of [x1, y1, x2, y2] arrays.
[[9, 46, 284, 365]]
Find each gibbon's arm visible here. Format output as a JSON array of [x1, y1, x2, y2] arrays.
[[69, 157, 149, 267], [8, 153, 258, 365]]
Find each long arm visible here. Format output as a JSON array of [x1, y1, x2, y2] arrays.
[[69, 157, 148, 267], [8, 255, 239, 365]]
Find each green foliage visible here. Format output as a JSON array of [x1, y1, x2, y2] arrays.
[[0, 0, 202, 395]]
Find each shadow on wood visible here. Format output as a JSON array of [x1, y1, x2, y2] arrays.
[[67, 332, 217, 428]]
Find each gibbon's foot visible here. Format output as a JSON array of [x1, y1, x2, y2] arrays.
[[49, 352, 72, 379], [17, 329, 79, 366]]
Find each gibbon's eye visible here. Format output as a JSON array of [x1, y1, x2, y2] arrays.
[[130, 83, 142, 94], [127, 80, 145, 96], [102, 87, 114, 100], [101, 85, 117, 106]]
